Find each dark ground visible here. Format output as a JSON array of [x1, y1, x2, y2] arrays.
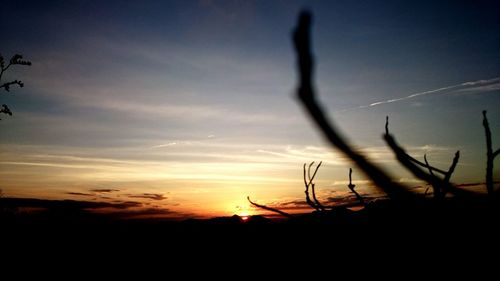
[[2, 197, 499, 252], [1, 199, 498, 276]]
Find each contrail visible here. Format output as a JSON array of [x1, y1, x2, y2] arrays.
[[338, 76, 500, 112]]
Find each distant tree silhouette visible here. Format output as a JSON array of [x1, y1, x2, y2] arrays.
[[0, 53, 31, 120]]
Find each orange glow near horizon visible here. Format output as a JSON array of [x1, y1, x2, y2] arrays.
[[0, 133, 494, 219]]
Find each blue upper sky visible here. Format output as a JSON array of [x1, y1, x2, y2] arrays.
[[1, 0, 499, 216]]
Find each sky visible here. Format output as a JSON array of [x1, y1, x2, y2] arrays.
[[1, 0, 499, 219]]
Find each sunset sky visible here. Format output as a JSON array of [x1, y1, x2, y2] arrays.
[[1, 0, 499, 218]]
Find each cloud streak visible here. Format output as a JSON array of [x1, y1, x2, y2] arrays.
[[128, 193, 167, 201], [340, 77, 500, 112], [90, 189, 120, 193], [66, 192, 93, 197], [0, 197, 141, 210]]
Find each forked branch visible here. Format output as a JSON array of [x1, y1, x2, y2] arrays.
[[422, 151, 460, 198], [304, 161, 324, 210], [384, 117, 477, 199]]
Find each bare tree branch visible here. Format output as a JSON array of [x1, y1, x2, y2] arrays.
[[384, 117, 477, 199], [443, 151, 460, 184], [483, 110, 499, 195], [303, 163, 319, 210], [248, 162, 365, 219], [409, 154, 448, 175], [308, 161, 325, 211], [423, 155, 435, 176], [0, 80, 24, 92], [247, 196, 293, 219], [423, 154, 441, 198], [348, 168, 365, 206], [292, 10, 414, 200], [424, 187, 431, 197]]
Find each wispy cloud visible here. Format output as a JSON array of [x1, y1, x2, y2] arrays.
[[257, 145, 346, 165], [104, 208, 178, 219], [457, 83, 500, 93], [66, 192, 93, 197], [90, 189, 120, 193], [0, 197, 189, 219], [24, 32, 297, 128], [152, 142, 181, 148], [339, 77, 500, 112], [0, 197, 142, 210], [128, 193, 166, 201], [150, 135, 217, 149], [360, 144, 453, 163]]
